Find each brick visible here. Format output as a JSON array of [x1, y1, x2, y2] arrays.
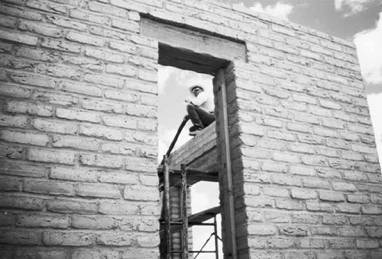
[[268, 130, 295, 141], [279, 225, 308, 236], [69, 9, 110, 25], [36, 63, 82, 80], [347, 194, 369, 203], [28, 148, 76, 165], [41, 38, 81, 53], [96, 232, 133, 246], [291, 188, 316, 200], [106, 63, 136, 77], [0, 176, 21, 191], [104, 89, 139, 102], [46, 14, 88, 31], [16, 46, 58, 62], [89, 1, 128, 16], [336, 203, 361, 214], [0, 15, 17, 28], [289, 165, 315, 176], [26, 0, 67, 13], [0, 130, 49, 146], [1, 194, 42, 212], [286, 122, 311, 133], [126, 215, 158, 232], [321, 118, 344, 129], [322, 215, 347, 225], [246, 224, 276, 236], [319, 99, 341, 110], [99, 172, 139, 185], [24, 179, 75, 196], [9, 71, 56, 88], [109, 40, 136, 53], [125, 156, 156, 172], [137, 233, 160, 248], [43, 231, 95, 246], [72, 249, 120, 259], [291, 212, 320, 224], [0, 212, 15, 226], [361, 205, 382, 214], [66, 31, 105, 46], [71, 215, 118, 230], [56, 108, 100, 123], [98, 200, 139, 215], [32, 91, 78, 106], [271, 174, 301, 187], [103, 114, 137, 129], [356, 239, 379, 248], [79, 123, 123, 140], [0, 82, 32, 98], [52, 135, 100, 151], [84, 47, 124, 63], [338, 226, 366, 237], [0, 230, 41, 245], [262, 186, 289, 197], [123, 185, 158, 201], [0, 5, 43, 20], [16, 214, 69, 228], [33, 118, 78, 134], [313, 127, 338, 137], [80, 153, 124, 168], [366, 227, 382, 237], [249, 236, 295, 249], [18, 20, 63, 38], [319, 191, 345, 202], [77, 183, 121, 199], [111, 18, 139, 31], [332, 182, 357, 192], [81, 98, 124, 114], [15, 250, 67, 259], [0, 144, 25, 159], [140, 202, 160, 216], [6, 101, 53, 117], [0, 114, 28, 128], [276, 199, 304, 210], [47, 198, 98, 214], [327, 238, 355, 249], [261, 161, 288, 172], [50, 167, 98, 182], [0, 28, 38, 45], [137, 118, 156, 131], [273, 152, 300, 163], [302, 178, 330, 189], [125, 103, 157, 118], [306, 201, 334, 212], [371, 194, 382, 204]]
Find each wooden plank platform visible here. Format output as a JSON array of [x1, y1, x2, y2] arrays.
[[168, 122, 217, 172]]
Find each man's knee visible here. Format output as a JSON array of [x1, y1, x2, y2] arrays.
[[186, 104, 195, 113]]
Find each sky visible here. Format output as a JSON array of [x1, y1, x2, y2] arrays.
[[158, 0, 382, 257]]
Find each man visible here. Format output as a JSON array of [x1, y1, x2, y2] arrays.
[[185, 83, 215, 136]]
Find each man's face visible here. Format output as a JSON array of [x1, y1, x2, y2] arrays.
[[192, 87, 202, 96]]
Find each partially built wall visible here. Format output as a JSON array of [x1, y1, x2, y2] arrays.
[[0, 0, 381, 258]]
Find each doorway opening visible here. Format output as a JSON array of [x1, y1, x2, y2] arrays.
[[141, 16, 247, 258], [158, 65, 222, 258]]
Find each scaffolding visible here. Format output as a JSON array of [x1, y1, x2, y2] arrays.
[[158, 117, 221, 258]]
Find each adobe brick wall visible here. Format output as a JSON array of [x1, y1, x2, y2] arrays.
[[0, 0, 381, 259]]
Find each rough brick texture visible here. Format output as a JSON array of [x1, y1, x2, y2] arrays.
[[0, 0, 381, 258]]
